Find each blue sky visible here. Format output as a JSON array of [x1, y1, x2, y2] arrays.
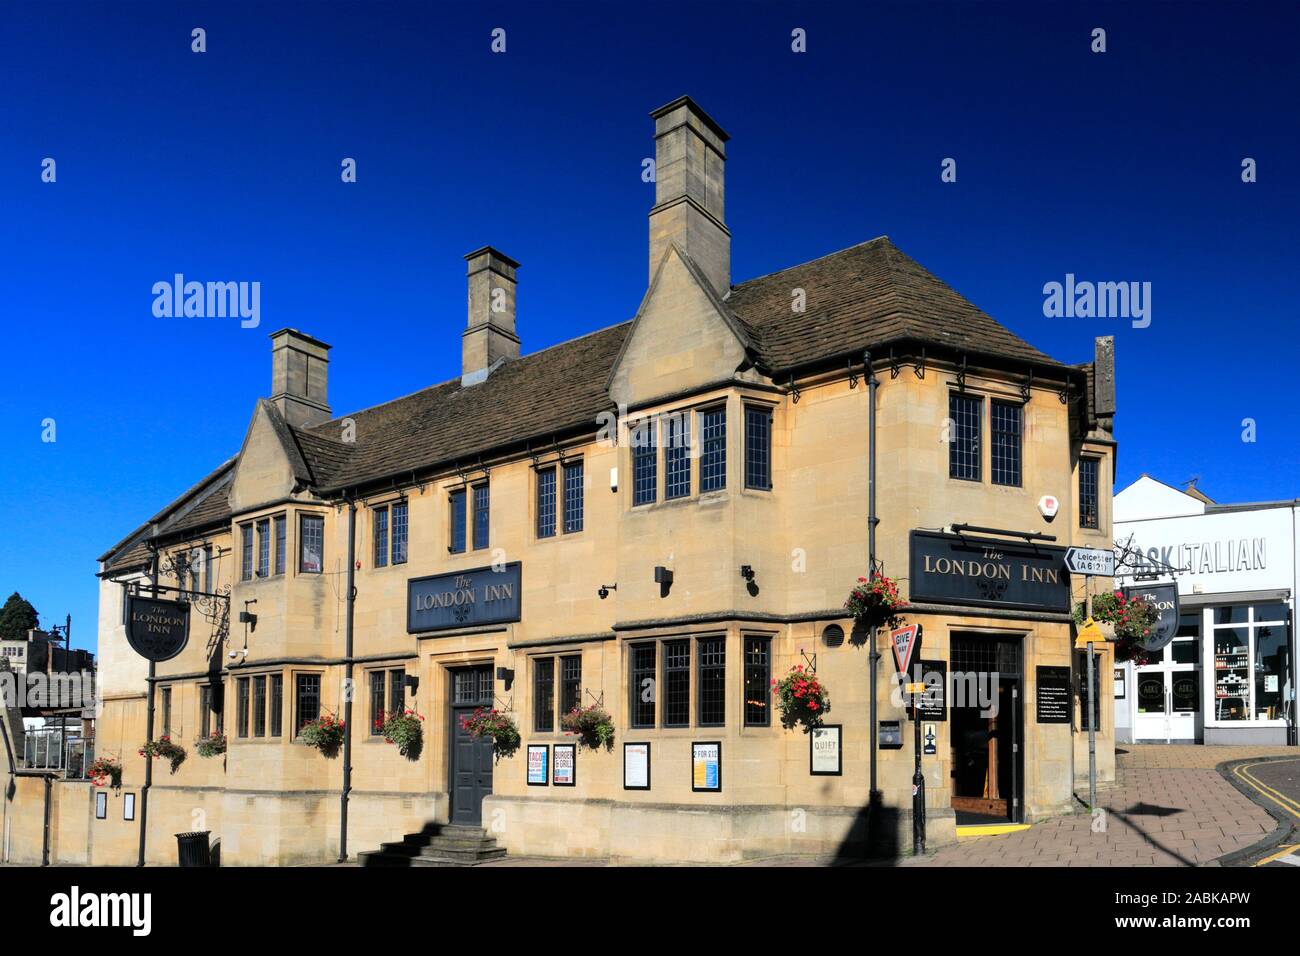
[[2, 1, 1297, 649]]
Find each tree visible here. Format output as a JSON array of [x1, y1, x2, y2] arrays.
[[0, 592, 40, 641]]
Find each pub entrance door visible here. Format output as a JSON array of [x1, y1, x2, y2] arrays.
[[950, 634, 1024, 825], [449, 665, 495, 827]]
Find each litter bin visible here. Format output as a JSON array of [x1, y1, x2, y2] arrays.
[[175, 831, 212, 867]]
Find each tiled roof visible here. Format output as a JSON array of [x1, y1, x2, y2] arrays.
[[100, 460, 236, 572], [103, 236, 1079, 554]]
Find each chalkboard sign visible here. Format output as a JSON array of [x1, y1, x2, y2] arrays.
[[1036, 665, 1072, 724]]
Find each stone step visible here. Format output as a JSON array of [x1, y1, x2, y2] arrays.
[[361, 822, 506, 867], [358, 850, 504, 867]]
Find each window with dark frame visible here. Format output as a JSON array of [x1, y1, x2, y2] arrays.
[[256, 518, 271, 577], [743, 637, 771, 727], [663, 639, 690, 728], [632, 420, 657, 506], [1079, 457, 1100, 530], [990, 400, 1023, 487], [744, 406, 772, 491], [449, 489, 467, 553], [374, 506, 390, 567], [240, 523, 253, 581], [948, 392, 982, 481], [205, 544, 216, 592], [537, 467, 557, 538], [213, 681, 223, 734], [700, 406, 726, 492], [534, 657, 555, 732], [388, 669, 405, 717], [391, 501, 408, 564], [472, 483, 490, 550], [299, 514, 324, 574], [560, 655, 582, 717], [563, 460, 584, 533], [236, 677, 250, 738], [630, 644, 657, 728], [274, 515, 286, 575], [253, 675, 266, 737], [161, 686, 172, 735], [369, 670, 386, 734], [199, 685, 212, 736], [698, 638, 726, 726], [269, 674, 283, 737], [665, 412, 692, 499], [295, 674, 321, 733]]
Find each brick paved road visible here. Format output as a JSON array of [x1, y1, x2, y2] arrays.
[[904, 744, 1294, 867]]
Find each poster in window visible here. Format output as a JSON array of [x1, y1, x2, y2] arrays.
[[553, 744, 576, 786], [95, 791, 107, 820], [526, 744, 549, 786], [623, 742, 651, 790], [1113, 667, 1126, 699], [123, 792, 136, 821], [691, 741, 721, 792], [810, 724, 842, 775]]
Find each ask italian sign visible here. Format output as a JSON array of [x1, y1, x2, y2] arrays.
[[909, 531, 1070, 613], [125, 595, 191, 662], [407, 562, 522, 633]]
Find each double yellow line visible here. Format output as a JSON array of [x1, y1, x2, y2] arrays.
[[1232, 758, 1300, 866]]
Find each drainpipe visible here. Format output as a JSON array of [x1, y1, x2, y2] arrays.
[[339, 497, 357, 862], [137, 548, 159, 867], [864, 350, 882, 804]]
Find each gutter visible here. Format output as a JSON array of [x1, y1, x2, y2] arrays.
[[137, 547, 159, 866], [339, 498, 357, 861], [864, 350, 882, 807]]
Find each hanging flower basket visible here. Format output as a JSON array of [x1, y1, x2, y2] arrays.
[[772, 665, 831, 732], [300, 711, 346, 756], [561, 704, 615, 751], [381, 709, 425, 758], [88, 756, 122, 790], [1074, 591, 1159, 664], [459, 707, 521, 761], [139, 736, 187, 774], [195, 733, 227, 758], [844, 574, 906, 630]]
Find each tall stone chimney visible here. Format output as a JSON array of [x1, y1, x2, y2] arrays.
[[648, 96, 730, 296], [462, 246, 520, 387], [269, 328, 331, 426]]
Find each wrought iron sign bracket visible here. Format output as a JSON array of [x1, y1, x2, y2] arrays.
[[888, 347, 926, 380], [800, 649, 818, 674], [847, 357, 858, 389], [1020, 368, 1034, 404], [956, 354, 968, 392], [788, 372, 801, 404]]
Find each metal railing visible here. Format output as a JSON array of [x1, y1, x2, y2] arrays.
[[22, 729, 93, 778]]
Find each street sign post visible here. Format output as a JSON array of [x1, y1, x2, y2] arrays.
[[890, 623, 925, 856], [1064, 546, 1115, 577]]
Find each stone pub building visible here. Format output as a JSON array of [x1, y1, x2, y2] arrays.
[[51, 98, 1118, 865]]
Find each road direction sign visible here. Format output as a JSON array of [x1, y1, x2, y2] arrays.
[[1064, 546, 1115, 577]]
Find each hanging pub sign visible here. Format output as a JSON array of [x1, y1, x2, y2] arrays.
[[124, 594, 190, 663], [407, 562, 522, 633], [909, 531, 1070, 613], [1122, 582, 1180, 652]]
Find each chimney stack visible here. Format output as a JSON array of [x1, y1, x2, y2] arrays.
[[648, 96, 730, 296], [269, 328, 331, 426], [462, 246, 520, 387]]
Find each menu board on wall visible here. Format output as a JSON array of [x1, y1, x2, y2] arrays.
[[553, 744, 575, 786], [1035, 666, 1072, 724], [691, 742, 721, 792], [623, 742, 651, 790], [526, 745, 549, 786]]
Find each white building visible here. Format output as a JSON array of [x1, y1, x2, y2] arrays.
[[1113, 476, 1297, 745]]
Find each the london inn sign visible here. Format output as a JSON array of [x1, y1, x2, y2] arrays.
[[407, 563, 522, 633], [909, 531, 1071, 612]]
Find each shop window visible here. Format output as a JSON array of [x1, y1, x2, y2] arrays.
[[948, 393, 982, 481], [449, 489, 467, 554], [632, 420, 657, 506], [699, 406, 727, 492], [1136, 673, 1164, 714], [698, 638, 726, 727], [630, 644, 657, 728], [533, 657, 555, 732], [990, 400, 1022, 487], [743, 637, 771, 727], [298, 514, 324, 574], [560, 655, 582, 717], [663, 640, 690, 727], [744, 406, 772, 491], [1212, 627, 1249, 721], [1079, 458, 1099, 529], [665, 412, 692, 499], [295, 674, 321, 734]]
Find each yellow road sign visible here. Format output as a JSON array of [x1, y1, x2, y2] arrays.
[[1075, 617, 1104, 646]]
